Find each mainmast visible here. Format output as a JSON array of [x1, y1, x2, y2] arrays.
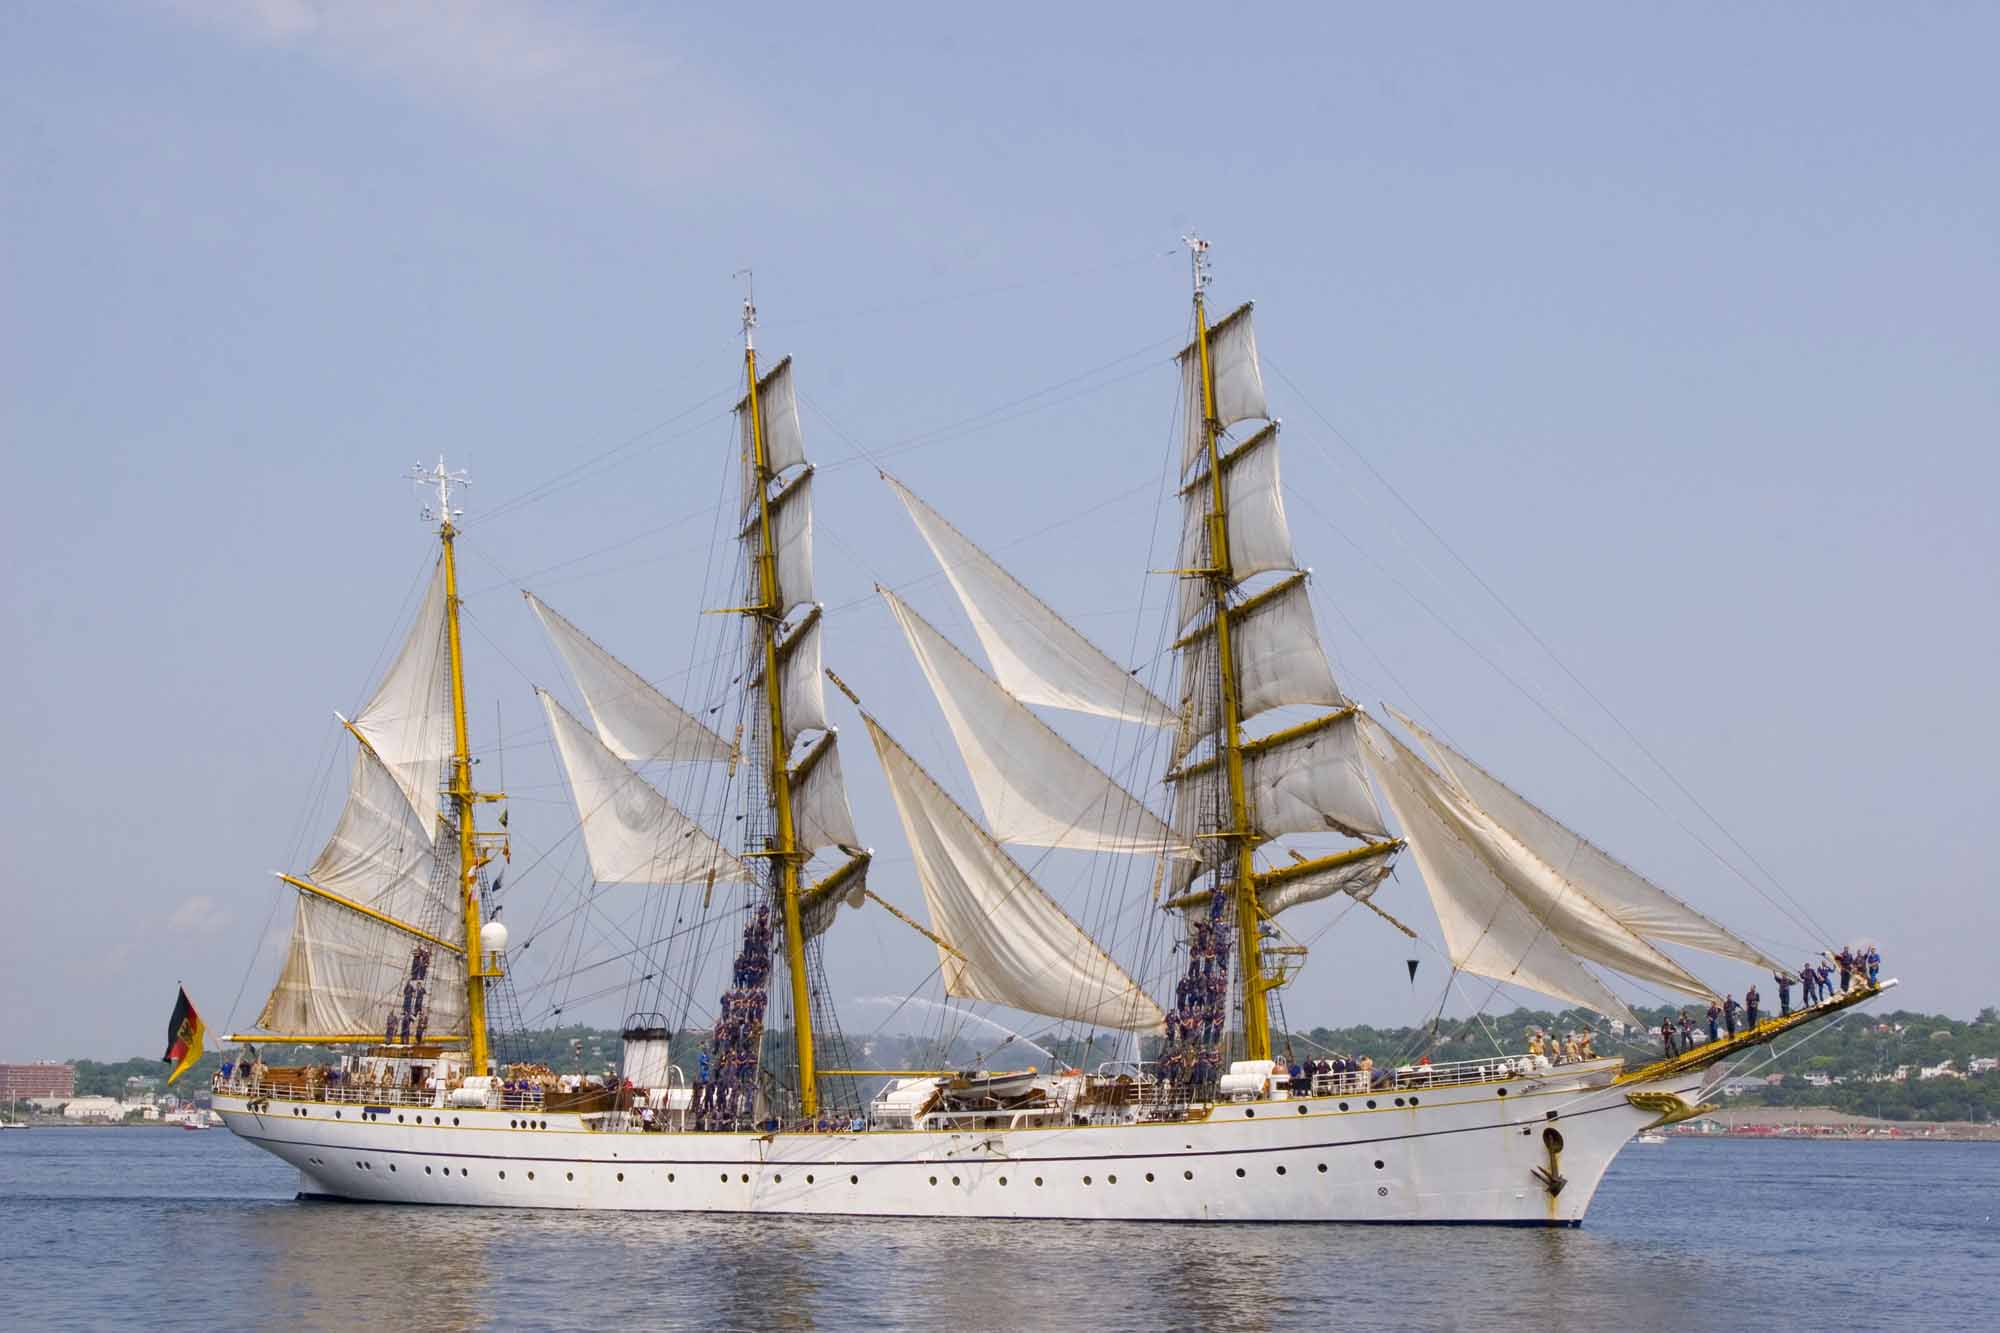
[[739, 288, 819, 1117], [419, 458, 499, 1076], [1187, 236, 1277, 1063]]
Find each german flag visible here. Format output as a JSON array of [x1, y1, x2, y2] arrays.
[[162, 986, 205, 1085]]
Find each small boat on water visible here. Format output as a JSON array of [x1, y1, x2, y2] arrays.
[[1635, 1131, 1669, 1145]]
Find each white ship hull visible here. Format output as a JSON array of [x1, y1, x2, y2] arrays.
[[215, 1064, 1697, 1225]]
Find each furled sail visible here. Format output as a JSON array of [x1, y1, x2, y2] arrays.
[[883, 474, 1172, 727], [1390, 708, 1785, 973], [742, 468, 816, 617], [538, 691, 752, 887], [349, 561, 451, 832], [525, 592, 734, 765], [256, 743, 468, 1037], [880, 587, 1183, 856], [1163, 841, 1400, 919], [789, 730, 861, 854], [1177, 425, 1298, 628], [1170, 709, 1388, 844], [1359, 715, 1719, 1020], [1175, 572, 1343, 754], [1177, 301, 1269, 473], [736, 355, 807, 513], [862, 714, 1165, 1033]]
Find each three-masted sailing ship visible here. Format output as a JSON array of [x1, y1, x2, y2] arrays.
[[211, 240, 1889, 1223]]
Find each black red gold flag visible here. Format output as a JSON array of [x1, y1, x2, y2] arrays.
[[162, 986, 205, 1085]]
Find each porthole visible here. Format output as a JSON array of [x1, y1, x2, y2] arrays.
[[1409, 1097, 1420, 1106], [453, 1117, 460, 1125], [527, 1171, 535, 1181], [434, 1116, 441, 1124], [1497, 1088, 1507, 1098], [499, 1171, 506, 1180], [398, 1114, 405, 1123], [1083, 1175, 1092, 1186], [741, 1173, 750, 1183], [1035, 1176, 1044, 1187], [509, 1120, 517, 1129], [567, 1172, 575, 1181], [806, 1175, 814, 1184], [1394, 1098, 1405, 1107], [335, 1111, 342, 1119], [1317, 1163, 1327, 1173], [1297, 1105, 1307, 1115], [1108, 1174, 1117, 1185], [1235, 1167, 1246, 1178], [721, 1173, 730, 1183], [929, 1176, 938, 1186], [1339, 1102, 1349, 1111], [1275, 1165, 1286, 1175], [389, 1164, 397, 1173], [460, 1168, 468, 1177], [773, 1174, 782, 1184], [1366, 1100, 1377, 1109], [850, 1175, 859, 1185], [616, 1172, 625, 1182], [1184, 1170, 1194, 1180], [1245, 1108, 1255, 1118], [1374, 1159, 1385, 1170], [1145, 1172, 1155, 1182], [999, 1176, 1008, 1186], [951, 1176, 960, 1186], [1377, 1185, 1389, 1197], [425, 1166, 432, 1175]]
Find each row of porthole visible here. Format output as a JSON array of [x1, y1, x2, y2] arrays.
[[346, 1160, 1384, 1187]]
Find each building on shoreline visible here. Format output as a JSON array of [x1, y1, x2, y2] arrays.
[[0, 1062, 75, 1100]]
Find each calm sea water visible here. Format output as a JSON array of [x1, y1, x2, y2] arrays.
[[2, 1129, 1994, 1331]]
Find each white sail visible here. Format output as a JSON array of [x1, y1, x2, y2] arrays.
[[349, 561, 451, 832], [862, 714, 1165, 1033], [790, 730, 860, 854], [1255, 845, 1401, 917], [256, 744, 467, 1038], [880, 587, 1183, 856], [1171, 710, 1388, 843], [778, 609, 828, 743], [1180, 425, 1296, 585], [525, 593, 734, 764], [1359, 716, 1720, 1017], [743, 468, 816, 617], [884, 475, 1173, 727], [1391, 708, 1786, 973], [538, 691, 752, 887], [1177, 572, 1343, 752], [736, 355, 807, 505], [1178, 301, 1269, 473]]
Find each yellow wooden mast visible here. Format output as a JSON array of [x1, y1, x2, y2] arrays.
[[1188, 238, 1276, 1063], [415, 457, 501, 1075], [740, 293, 819, 1118]]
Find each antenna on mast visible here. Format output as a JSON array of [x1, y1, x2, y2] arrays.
[[409, 456, 470, 529], [734, 267, 757, 350], [1182, 232, 1213, 298]]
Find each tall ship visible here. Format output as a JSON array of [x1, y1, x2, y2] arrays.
[[211, 241, 1887, 1223]]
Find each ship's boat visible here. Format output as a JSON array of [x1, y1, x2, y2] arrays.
[[209, 241, 1891, 1223]]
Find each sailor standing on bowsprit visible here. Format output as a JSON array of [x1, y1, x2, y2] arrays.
[[1776, 971, 1794, 1016], [1723, 994, 1741, 1039]]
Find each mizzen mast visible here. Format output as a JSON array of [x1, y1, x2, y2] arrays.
[[416, 457, 501, 1076]]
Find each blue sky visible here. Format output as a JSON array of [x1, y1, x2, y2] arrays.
[[3, 2, 1994, 1059]]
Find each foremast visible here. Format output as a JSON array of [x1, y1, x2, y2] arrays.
[[1187, 238, 1276, 1063], [739, 293, 819, 1118]]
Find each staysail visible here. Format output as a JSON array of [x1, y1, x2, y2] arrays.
[[538, 691, 753, 887], [880, 586, 1182, 856], [526, 592, 734, 765], [884, 474, 1173, 727], [862, 713, 1165, 1032]]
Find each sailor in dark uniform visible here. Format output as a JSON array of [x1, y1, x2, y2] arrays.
[[1776, 971, 1793, 1016]]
